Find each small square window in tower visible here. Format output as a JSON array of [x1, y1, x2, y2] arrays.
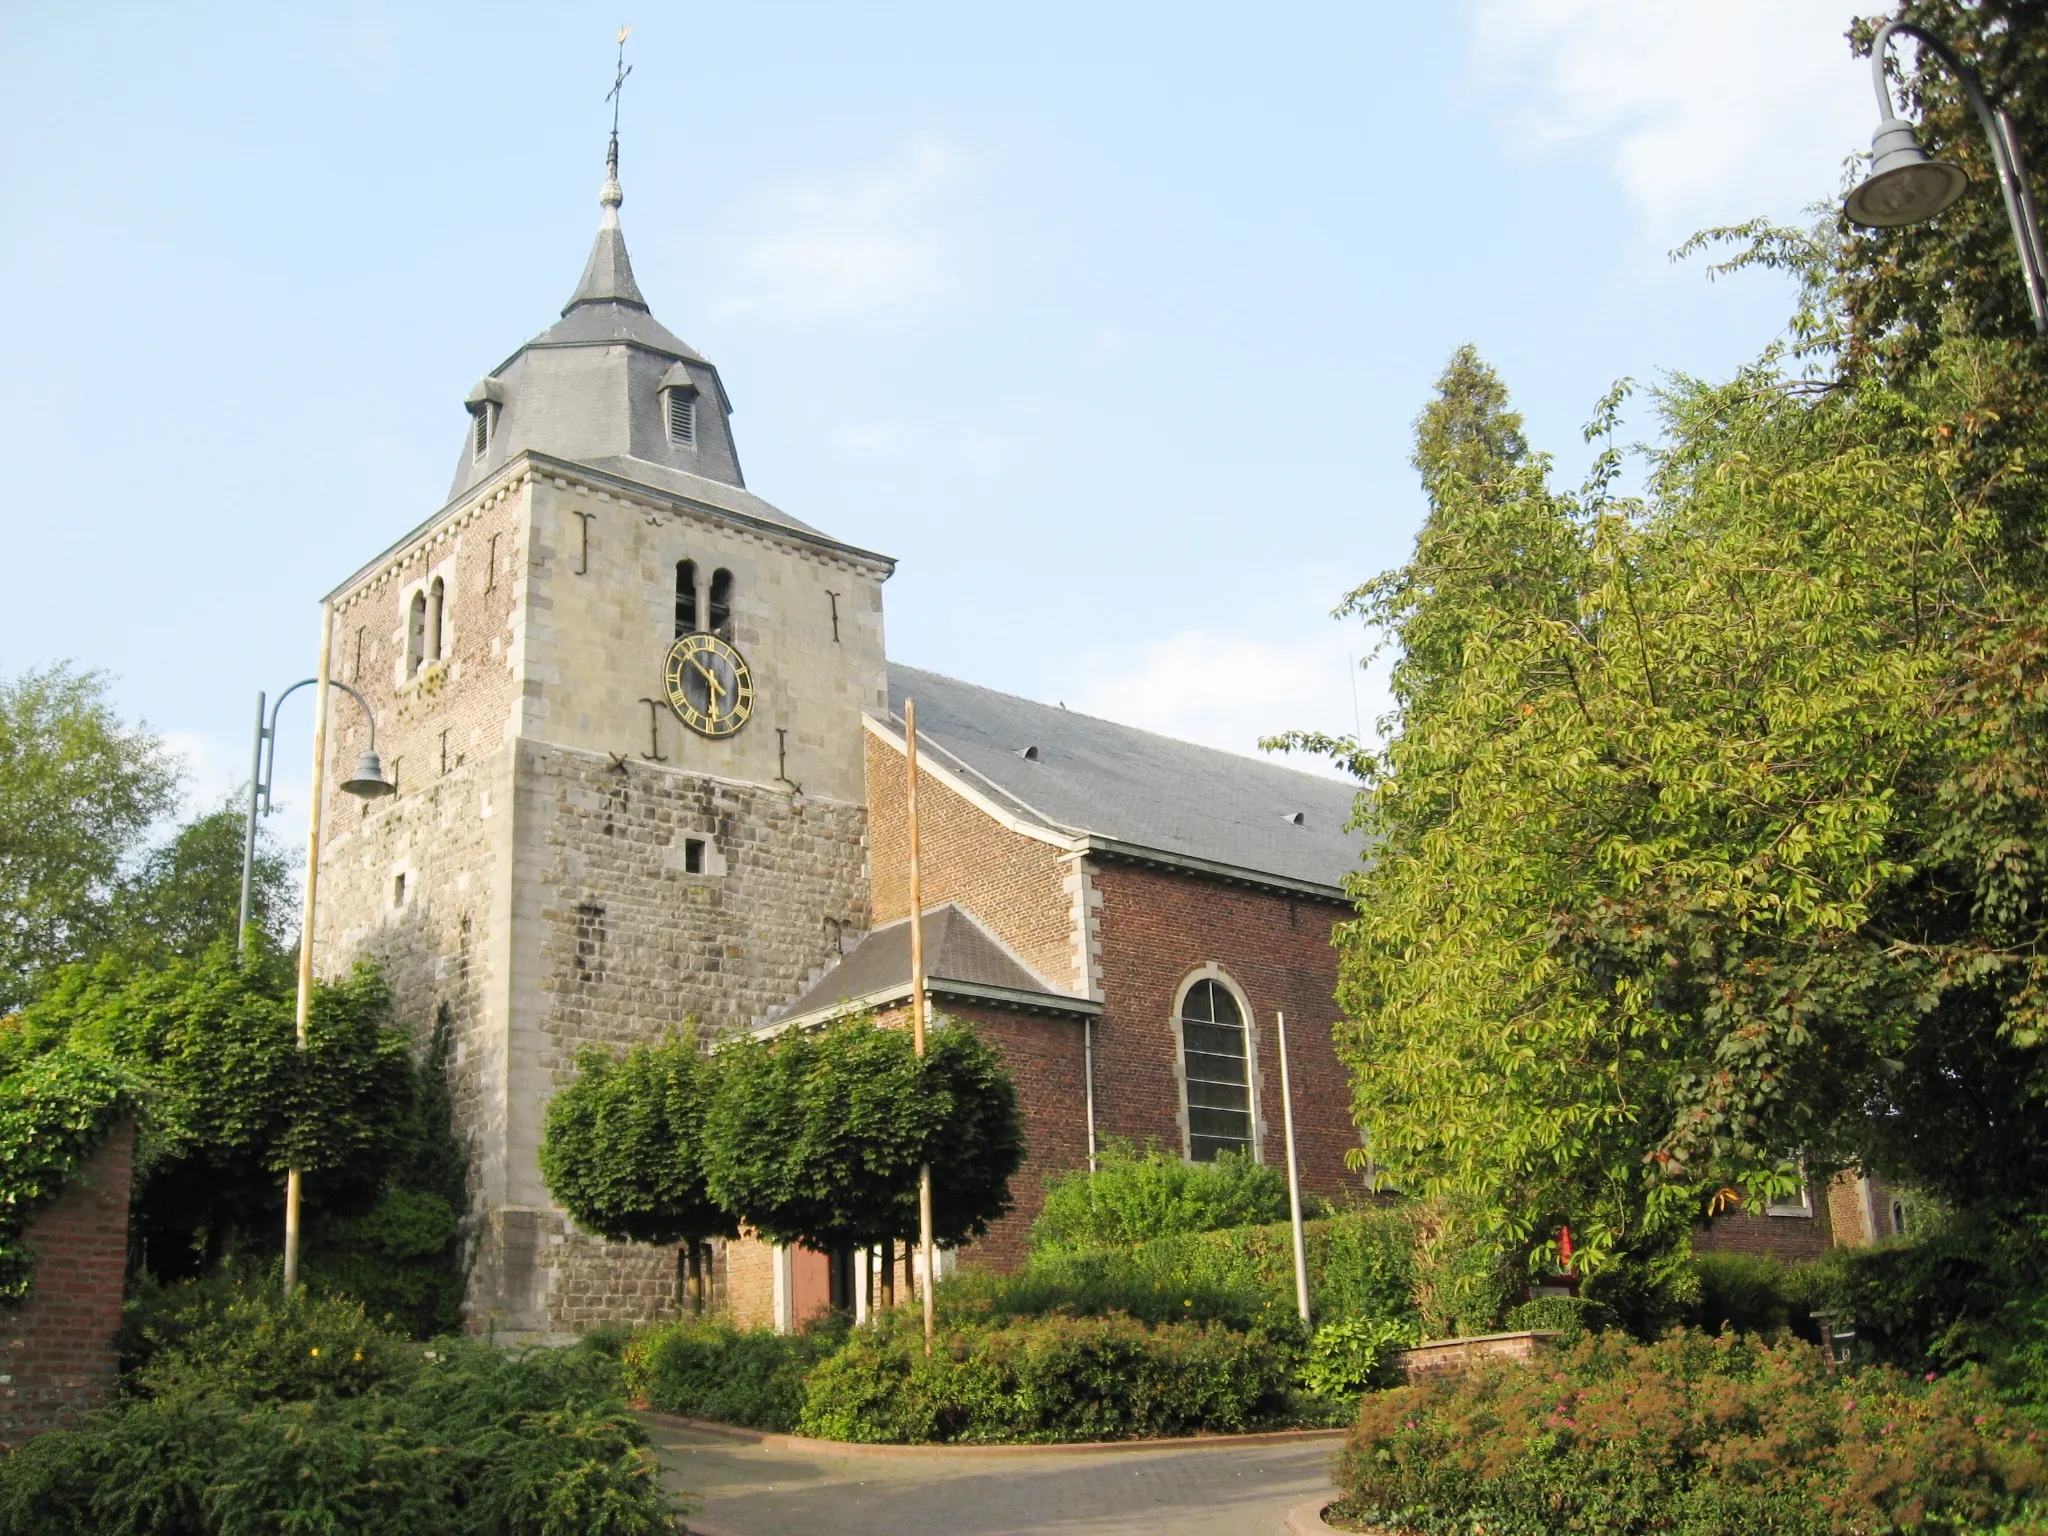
[[667, 392, 696, 446], [1180, 979, 1253, 1162]]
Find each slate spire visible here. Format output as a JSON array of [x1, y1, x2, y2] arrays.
[[562, 130, 648, 316]]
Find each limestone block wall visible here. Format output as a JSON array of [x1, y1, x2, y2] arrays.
[[520, 473, 889, 809], [315, 477, 530, 1224], [0, 1121, 133, 1445], [480, 743, 868, 1334]]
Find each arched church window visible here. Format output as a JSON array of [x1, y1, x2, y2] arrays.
[[407, 590, 427, 679], [1179, 977, 1253, 1162], [675, 560, 699, 637], [709, 568, 733, 637], [426, 578, 445, 665]]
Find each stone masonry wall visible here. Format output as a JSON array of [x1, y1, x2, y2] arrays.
[[0, 1121, 133, 1445], [864, 728, 1080, 990], [1090, 862, 1360, 1203], [317, 476, 530, 1241], [487, 742, 869, 1335]]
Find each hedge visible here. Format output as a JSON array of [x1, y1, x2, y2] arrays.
[[797, 1311, 1294, 1443], [1333, 1330, 2048, 1536], [624, 1317, 845, 1432]]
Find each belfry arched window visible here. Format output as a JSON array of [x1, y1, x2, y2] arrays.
[[407, 590, 427, 679], [1178, 976, 1254, 1162], [708, 568, 733, 638], [426, 577, 445, 665], [676, 560, 699, 637]]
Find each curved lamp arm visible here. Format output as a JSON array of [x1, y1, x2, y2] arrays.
[[1867, 19, 2048, 334], [259, 677, 383, 813]]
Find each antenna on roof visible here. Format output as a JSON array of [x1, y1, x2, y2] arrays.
[[601, 26, 633, 225]]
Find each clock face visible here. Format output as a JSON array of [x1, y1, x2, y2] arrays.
[[664, 632, 755, 738]]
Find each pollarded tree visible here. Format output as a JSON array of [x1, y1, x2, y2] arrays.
[[538, 1030, 737, 1311], [703, 1015, 1022, 1291]]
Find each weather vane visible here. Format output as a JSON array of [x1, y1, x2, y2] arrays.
[[607, 26, 633, 143]]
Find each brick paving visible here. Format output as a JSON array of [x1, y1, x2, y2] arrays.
[[644, 1421, 1342, 1536]]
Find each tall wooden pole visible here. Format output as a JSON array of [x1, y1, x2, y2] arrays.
[[1277, 1011, 1311, 1327], [905, 698, 936, 1354], [284, 603, 334, 1296]]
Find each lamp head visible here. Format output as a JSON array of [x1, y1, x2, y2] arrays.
[[340, 749, 395, 799], [1847, 118, 1968, 228]]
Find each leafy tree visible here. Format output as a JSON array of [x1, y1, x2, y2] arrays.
[[1275, 334, 2048, 1277], [540, 1030, 736, 1310], [1030, 1139, 1298, 1253], [304, 1008, 470, 1336], [9, 940, 417, 1272], [0, 664, 177, 1009], [703, 1015, 1022, 1256], [104, 801, 294, 964]]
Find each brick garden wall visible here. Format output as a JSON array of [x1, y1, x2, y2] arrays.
[[0, 1121, 133, 1446]]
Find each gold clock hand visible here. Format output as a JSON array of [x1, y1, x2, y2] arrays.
[[690, 657, 727, 710]]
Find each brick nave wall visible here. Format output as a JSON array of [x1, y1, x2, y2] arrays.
[[1089, 863, 1362, 1204]]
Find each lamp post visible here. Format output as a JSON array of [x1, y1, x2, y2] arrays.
[[241, 605, 394, 1295], [236, 678, 393, 955], [1845, 18, 2048, 335]]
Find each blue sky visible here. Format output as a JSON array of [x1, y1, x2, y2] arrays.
[[0, 2, 1879, 819]]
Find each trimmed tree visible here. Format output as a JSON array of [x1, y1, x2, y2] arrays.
[[538, 1030, 737, 1312], [703, 1015, 1022, 1300]]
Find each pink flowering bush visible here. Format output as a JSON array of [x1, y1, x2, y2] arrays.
[[1333, 1330, 2048, 1535]]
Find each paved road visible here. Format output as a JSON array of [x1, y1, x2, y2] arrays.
[[644, 1420, 1342, 1536]]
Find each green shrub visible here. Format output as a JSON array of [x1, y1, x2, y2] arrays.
[[1029, 1141, 1305, 1251], [1789, 1214, 2048, 1384], [1299, 1316, 1415, 1399], [1502, 1294, 1617, 1343], [938, 1248, 1284, 1334], [797, 1311, 1293, 1443], [1687, 1251, 1804, 1338], [624, 1316, 845, 1432], [1333, 1330, 2048, 1536], [2, 1286, 679, 1535]]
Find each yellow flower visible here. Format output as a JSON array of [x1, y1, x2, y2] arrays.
[[353, 1351, 363, 1361], [310, 1347, 320, 1357]]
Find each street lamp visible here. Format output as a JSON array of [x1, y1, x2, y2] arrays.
[[238, 610, 393, 1296], [236, 678, 393, 955], [1846, 18, 2048, 335]]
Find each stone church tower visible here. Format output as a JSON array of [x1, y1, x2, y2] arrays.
[[311, 139, 891, 1336]]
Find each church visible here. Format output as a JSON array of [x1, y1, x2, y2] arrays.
[[310, 133, 1367, 1337]]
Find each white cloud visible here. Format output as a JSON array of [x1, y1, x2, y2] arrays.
[[1468, 0, 1874, 241], [716, 139, 965, 322], [1068, 629, 1387, 781]]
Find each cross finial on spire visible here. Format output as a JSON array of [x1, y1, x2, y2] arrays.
[[601, 26, 632, 227]]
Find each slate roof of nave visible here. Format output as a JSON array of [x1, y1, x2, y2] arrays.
[[880, 665, 1365, 896]]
